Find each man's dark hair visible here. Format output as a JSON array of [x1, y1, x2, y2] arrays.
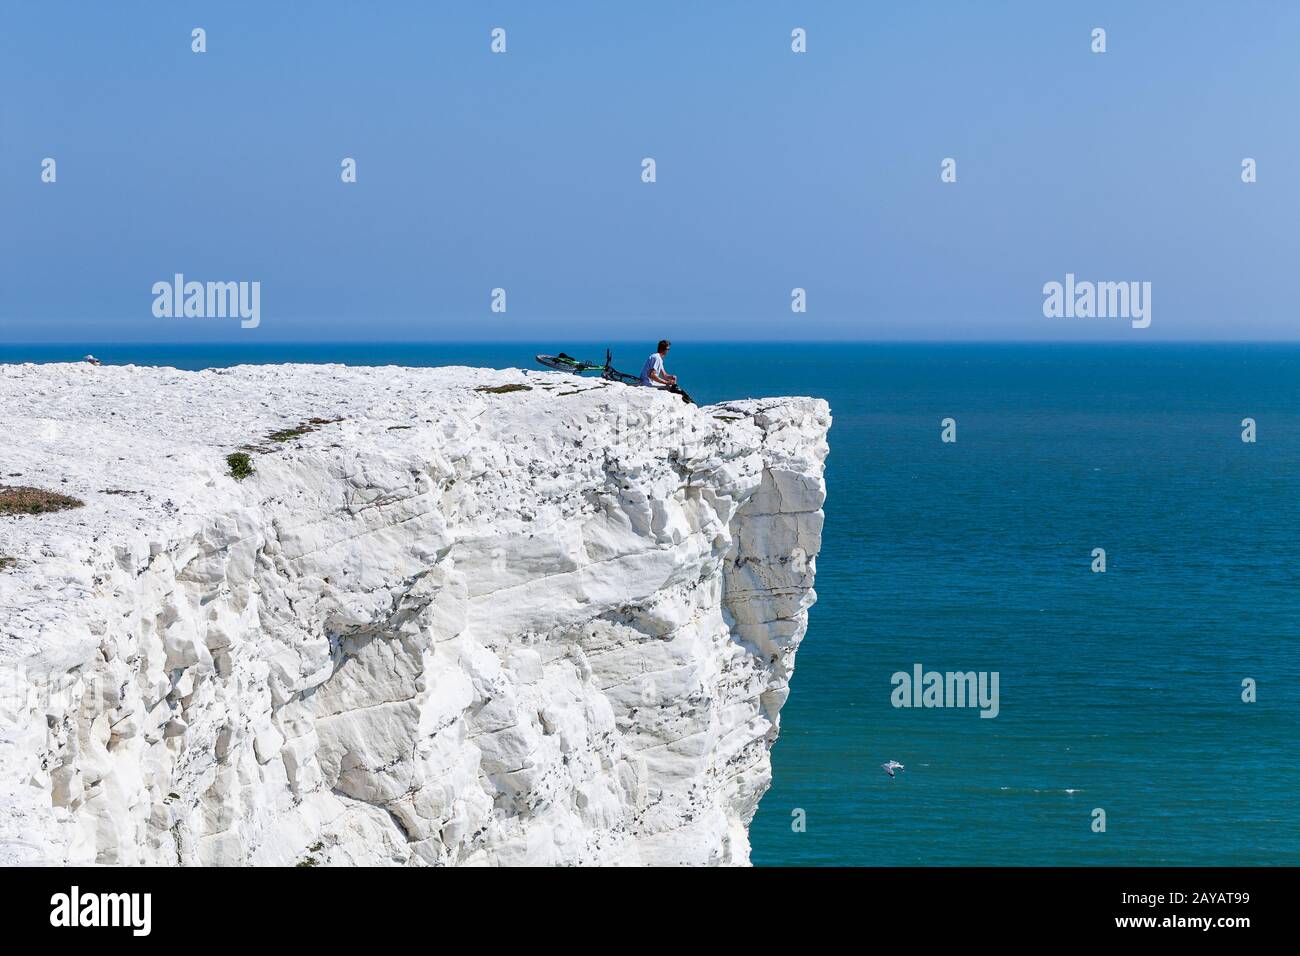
[[657, 340, 671, 352]]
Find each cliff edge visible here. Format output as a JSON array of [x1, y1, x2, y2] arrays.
[[0, 363, 829, 866]]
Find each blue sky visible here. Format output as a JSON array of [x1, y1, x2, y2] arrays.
[[2, 1, 1296, 343]]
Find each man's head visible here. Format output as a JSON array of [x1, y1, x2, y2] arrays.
[[657, 339, 671, 355]]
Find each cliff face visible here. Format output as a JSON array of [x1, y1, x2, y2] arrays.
[[0, 364, 829, 866]]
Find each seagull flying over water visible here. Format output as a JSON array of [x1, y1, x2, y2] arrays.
[[881, 760, 904, 778]]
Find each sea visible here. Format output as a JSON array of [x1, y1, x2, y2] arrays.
[[5, 342, 1298, 866]]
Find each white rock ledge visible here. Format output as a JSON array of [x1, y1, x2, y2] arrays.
[[0, 363, 829, 866]]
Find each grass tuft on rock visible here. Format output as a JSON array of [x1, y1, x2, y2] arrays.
[[475, 384, 532, 394], [0, 485, 85, 517], [0, 556, 15, 571], [226, 453, 255, 481], [266, 417, 343, 443], [267, 425, 314, 443]]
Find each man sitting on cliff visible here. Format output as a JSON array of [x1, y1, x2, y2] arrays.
[[638, 340, 692, 404]]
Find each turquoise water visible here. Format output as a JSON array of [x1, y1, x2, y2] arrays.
[[7, 342, 1298, 865]]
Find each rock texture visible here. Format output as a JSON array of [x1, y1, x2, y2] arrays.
[[0, 363, 828, 866]]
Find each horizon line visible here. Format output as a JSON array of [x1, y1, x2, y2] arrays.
[[6, 339, 1300, 348]]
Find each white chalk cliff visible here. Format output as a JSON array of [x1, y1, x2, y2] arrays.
[[0, 363, 828, 866]]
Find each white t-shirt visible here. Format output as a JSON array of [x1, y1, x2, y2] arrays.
[[639, 352, 665, 387]]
